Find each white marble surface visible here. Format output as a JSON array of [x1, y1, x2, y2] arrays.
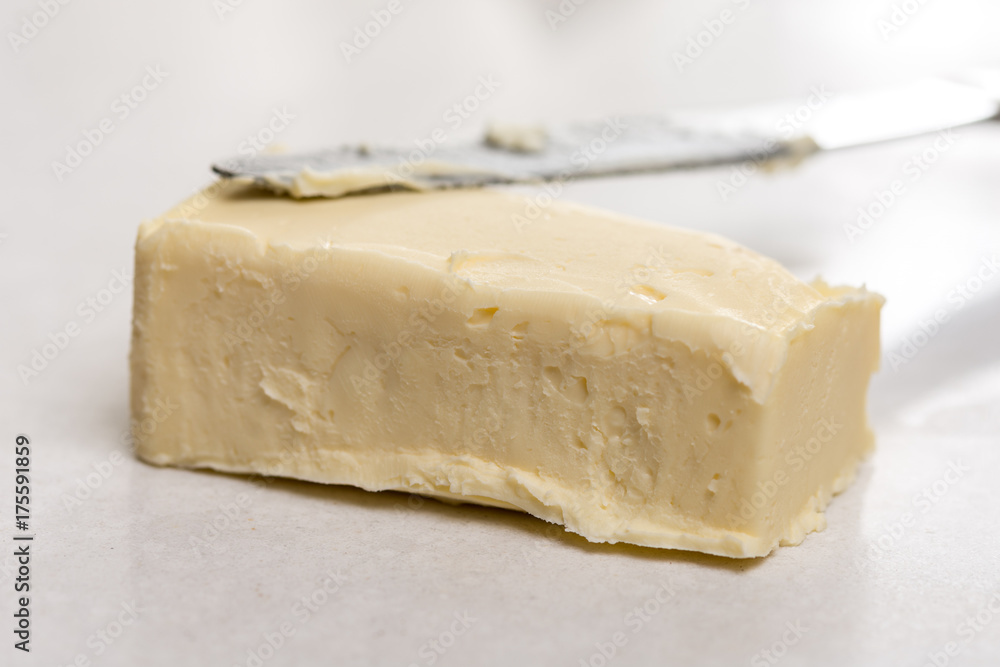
[[2, 1, 999, 665]]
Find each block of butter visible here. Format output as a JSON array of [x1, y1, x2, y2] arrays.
[[130, 184, 882, 558]]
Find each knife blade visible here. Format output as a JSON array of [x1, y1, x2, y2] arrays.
[[211, 75, 999, 199]]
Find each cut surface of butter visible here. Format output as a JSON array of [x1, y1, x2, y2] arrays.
[[130, 185, 883, 558]]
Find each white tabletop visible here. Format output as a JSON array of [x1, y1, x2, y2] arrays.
[[2, 2, 999, 665]]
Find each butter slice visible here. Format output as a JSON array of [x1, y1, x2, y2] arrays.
[[130, 185, 883, 558]]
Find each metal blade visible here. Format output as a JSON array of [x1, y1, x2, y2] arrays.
[[807, 77, 999, 151], [211, 76, 998, 199], [211, 117, 791, 198]]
